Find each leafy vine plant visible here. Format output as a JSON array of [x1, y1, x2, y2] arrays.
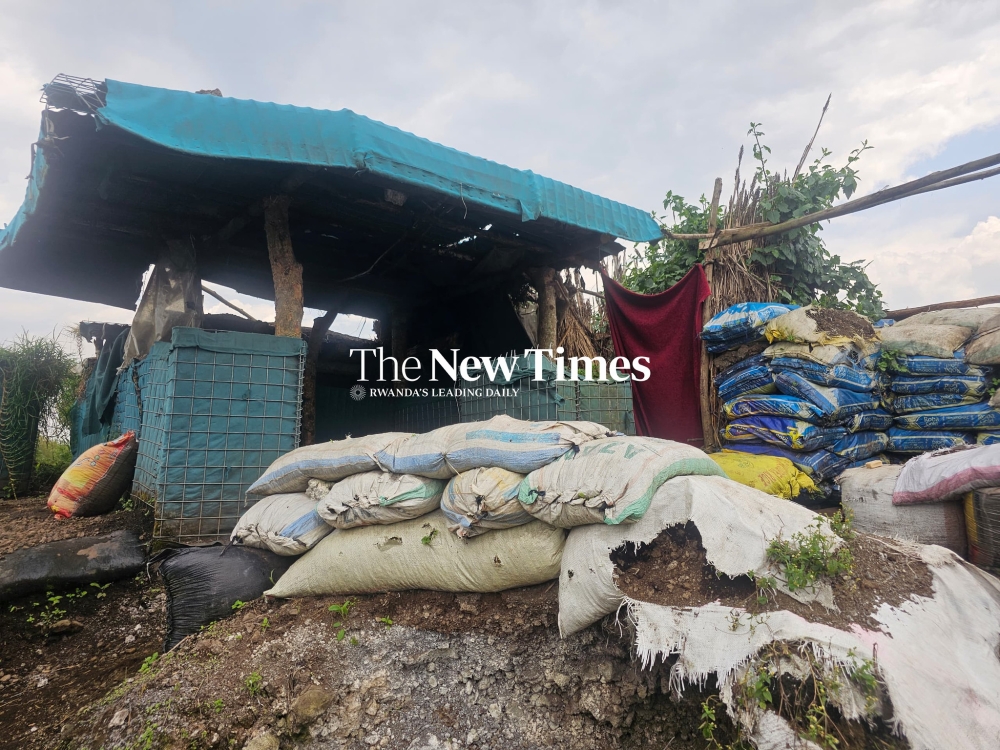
[[622, 123, 885, 320]]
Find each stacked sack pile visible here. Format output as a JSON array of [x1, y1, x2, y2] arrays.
[[879, 308, 1000, 454], [220, 415, 729, 603], [715, 305, 889, 497]]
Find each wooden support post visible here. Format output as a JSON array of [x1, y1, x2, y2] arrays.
[[263, 196, 304, 338], [698, 178, 724, 451], [530, 268, 558, 352], [301, 305, 339, 446]]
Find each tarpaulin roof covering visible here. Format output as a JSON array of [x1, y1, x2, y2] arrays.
[[0, 79, 660, 315]]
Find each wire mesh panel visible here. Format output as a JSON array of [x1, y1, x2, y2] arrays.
[[394, 396, 461, 433], [134, 329, 304, 544], [110, 366, 142, 438]]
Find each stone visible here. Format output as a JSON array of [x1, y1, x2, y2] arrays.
[[108, 709, 129, 728], [243, 733, 279, 750], [290, 686, 336, 726]]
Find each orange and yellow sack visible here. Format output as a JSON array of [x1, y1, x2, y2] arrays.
[[47, 432, 139, 518]]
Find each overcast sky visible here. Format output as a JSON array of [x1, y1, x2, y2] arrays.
[[1, 0, 998, 354]]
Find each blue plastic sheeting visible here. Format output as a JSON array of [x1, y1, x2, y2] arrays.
[[723, 394, 824, 422], [890, 355, 984, 376], [723, 416, 846, 452], [774, 372, 880, 422], [887, 392, 983, 414], [723, 441, 850, 481], [701, 303, 797, 353], [890, 374, 989, 397], [842, 409, 894, 433], [717, 364, 776, 402], [92, 81, 661, 242], [893, 403, 1000, 431], [769, 358, 877, 392], [887, 427, 971, 453], [829, 431, 889, 461]]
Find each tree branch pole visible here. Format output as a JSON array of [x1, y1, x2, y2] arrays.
[[263, 196, 305, 338], [200, 282, 258, 321], [662, 150, 1000, 245], [530, 268, 558, 352], [792, 93, 831, 180], [885, 295, 1000, 320], [698, 177, 724, 451]]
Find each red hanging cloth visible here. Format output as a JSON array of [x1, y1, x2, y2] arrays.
[[601, 265, 711, 445]]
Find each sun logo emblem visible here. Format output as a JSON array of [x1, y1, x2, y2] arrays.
[[349, 384, 367, 401]]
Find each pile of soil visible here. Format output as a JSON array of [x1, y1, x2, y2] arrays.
[[58, 586, 738, 750], [0, 495, 151, 557], [612, 522, 933, 634], [712, 339, 769, 371], [805, 307, 876, 341]]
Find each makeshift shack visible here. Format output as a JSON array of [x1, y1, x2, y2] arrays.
[[0, 75, 654, 542]]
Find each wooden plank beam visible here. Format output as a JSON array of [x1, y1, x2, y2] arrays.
[[263, 196, 304, 338], [885, 295, 1000, 320]]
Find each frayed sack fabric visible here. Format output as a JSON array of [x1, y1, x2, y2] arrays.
[[517, 436, 725, 527], [557, 474, 831, 636], [47, 432, 138, 518], [247, 432, 411, 496], [838, 464, 966, 554], [265, 510, 565, 597], [893, 444, 1000, 505], [316, 472, 445, 529], [230, 493, 331, 555], [879, 323, 971, 359], [440, 467, 530, 537]]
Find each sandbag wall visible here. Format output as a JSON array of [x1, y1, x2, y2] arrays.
[[707, 304, 887, 498], [130, 327, 306, 544], [879, 309, 1000, 453]]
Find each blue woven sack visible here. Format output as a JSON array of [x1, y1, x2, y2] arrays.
[[890, 374, 988, 397], [829, 431, 890, 461], [714, 355, 767, 386], [774, 372, 880, 422], [717, 365, 776, 402], [723, 441, 850, 480], [887, 392, 983, 415], [723, 416, 846, 451], [723, 394, 824, 422], [887, 427, 971, 453], [842, 409, 894, 433], [891, 354, 985, 377], [979, 432, 1000, 446], [892, 403, 1000, 430], [702, 303, 799, 347], [706, 329, 762, 354], [770, 358, 877, 392]]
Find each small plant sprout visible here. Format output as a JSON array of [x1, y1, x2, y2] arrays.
[[377, 616, 393, 629], [328, 599, 354, 618], [139, 653, 159, 675], [90, 581, 111, 599], [231, 600, 247, 611], [260, 616, 270, 633], [244, 671, 264, 696], [421, 528, 438, 546]]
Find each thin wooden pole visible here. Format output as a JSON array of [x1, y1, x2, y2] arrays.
[[886, 295, 1000, 320], [200, 282, 258, 321], [698, 177, 724, 451]]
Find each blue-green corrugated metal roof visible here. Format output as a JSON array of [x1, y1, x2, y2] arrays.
[[96, 80, 660, 242]]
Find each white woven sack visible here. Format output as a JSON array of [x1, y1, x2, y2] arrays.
[[557, 474, 830, 636], [879, 323, 970, 359], [373, 424, 470, 479], [893, 443, 1000, 505], [230, 493, 331, 556], [265, 510, 565, 597], [517, 436, 725, 527], [441, 467, 531, 538], [445, 415, 613, 474], [894, 308, 998, 332], [837, 465, 966, 554], [966, 314, 1000, 365], [316, 471, 445, 529], [763, 305, 874, 346], [247, 432, 410, 495], [763, 341, 875, 366]]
